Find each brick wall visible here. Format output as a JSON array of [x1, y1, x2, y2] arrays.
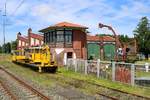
[[73, 30, 87, 59]]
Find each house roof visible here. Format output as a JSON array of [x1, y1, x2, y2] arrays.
[[87, 35, 115, 42], [39, 22, 88, 32], [18, 35, 28, 42], [29, 33, 43, 40]]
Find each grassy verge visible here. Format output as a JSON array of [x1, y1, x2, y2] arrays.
[[136, 71, 150, 77], [0, 54, 150, 97], [58, 68, 150, 96], [135, 60, 150, 64]]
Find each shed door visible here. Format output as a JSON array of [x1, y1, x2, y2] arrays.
[[104, 44, 115, 60], [87, 43, 100, 60]]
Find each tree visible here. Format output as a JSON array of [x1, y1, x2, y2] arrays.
[[96, 34, 113, 37], [3, 42, 11, 53], [11, 40, 17, 50], [0, 46, 2, 53], [119, 35, 130, 43], [134, 17, 150, 59]]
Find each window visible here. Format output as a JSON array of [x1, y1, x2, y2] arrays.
[[65, 30, 72, 43], [35, 39, 39, 45], [31, 38, 34, 45], [49, 31, 55, 43], [19, 40, 21, 46], [44, 33, 47, 43], [47, 32, 50, 43], [44, 29, 72, 46], [22, 41, 25, 46], [56, 31, 64, 42], [41, 41, 43, 45]]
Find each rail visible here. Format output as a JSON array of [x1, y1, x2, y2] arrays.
[[0, 66, 50, 100]]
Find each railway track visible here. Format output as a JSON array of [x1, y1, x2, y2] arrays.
[[0, 64, 149, 100], [0, 66, 50, 100], [91, 81, 150, 100], [96, 92, 118, 100], [0, 79, 17, 100]]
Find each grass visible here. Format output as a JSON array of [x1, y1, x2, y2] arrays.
[[136, 71, 150, 77], [58, 68, 150, 96], [135, 60, 150, 64], [135, 60, 150, 77], [0, 54, 150, 98]]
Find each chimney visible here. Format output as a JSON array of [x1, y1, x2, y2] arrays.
[[17, 32, 21, 36], [28, 28, 32, 34], [28, 28, 32, 46], [17, 32, 21, 38]]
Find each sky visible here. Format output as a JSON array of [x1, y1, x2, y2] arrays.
[[0, 0, 150, 45]]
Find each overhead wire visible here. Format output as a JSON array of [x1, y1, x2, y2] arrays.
[[10, 0, 26, 16]]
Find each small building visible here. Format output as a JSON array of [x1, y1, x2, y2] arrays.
[[17, 28, 44, 49], [17, 32, 28, 49], [87, 35, 116, 60], [39, 22, 88, 65]]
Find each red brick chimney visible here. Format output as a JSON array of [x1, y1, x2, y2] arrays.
[[28, 28, 32, 46], [28, 28, 32, 34]]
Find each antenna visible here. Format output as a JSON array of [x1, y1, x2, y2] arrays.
[[3, 3, 6, 53]]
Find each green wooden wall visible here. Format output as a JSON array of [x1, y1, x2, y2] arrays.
[[87, 43, 100, 59], [104, 44, 115, 60]]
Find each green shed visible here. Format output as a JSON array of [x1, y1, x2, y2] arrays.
[[87, 43, 100, 59], [104, 44, 115, 60]]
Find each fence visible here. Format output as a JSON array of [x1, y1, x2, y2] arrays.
[[66, 58, 150, 86]]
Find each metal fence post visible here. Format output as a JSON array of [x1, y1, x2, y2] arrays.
[[75, 59, 77, 72], [145, 63, 149, 72], [66, 59, 69, 70], [131, 64, 135, 86], [97, 59, 100, 78], [84, 60, 88, 75], [112, 62, 116, 81]]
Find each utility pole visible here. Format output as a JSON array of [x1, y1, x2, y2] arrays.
[[3, 3, 6, 53], [0, 10, 1, 49]]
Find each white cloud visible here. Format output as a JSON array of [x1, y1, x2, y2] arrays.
[[0, 0, 150, 44]]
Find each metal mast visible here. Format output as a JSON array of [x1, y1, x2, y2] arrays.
[[3, 3, 6, 53]]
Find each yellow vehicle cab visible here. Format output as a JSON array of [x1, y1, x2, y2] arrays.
[[12, 45, 57, 73], [12, 49, 27, 62]]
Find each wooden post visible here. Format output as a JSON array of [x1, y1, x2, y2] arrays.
[[85, 60, 88, 75], [38, 67, 42, 73], [112, 62, 116, 81], [131, 64, 135, 86], [75, 59, 77, 72], [97, 59, 100, 78]]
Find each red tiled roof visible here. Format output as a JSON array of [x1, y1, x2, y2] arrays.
[[39, 22, 88, 32], [29, 33, 43, 40], [87, 35, 100, 41], [55, 22, 88, 28], [103, 36, 115, 41], [18, 35, 28, 42], [87, 35, 115, 42]]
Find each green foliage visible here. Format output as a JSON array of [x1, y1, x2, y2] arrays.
[[11, 40, 17, 50], [0, 40, 17, 53], [0, 46, 2, 53], [3, 42, 11, 53], [134, 17, 150, 59], [119, 35, 130, 43], [96, 34, 113, 36]]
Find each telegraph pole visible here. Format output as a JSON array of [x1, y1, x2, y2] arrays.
[[3, 3, 6, 53]]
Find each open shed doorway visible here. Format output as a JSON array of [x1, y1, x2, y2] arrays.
[[67, 52, 73, 58], [64, 52, 75, 65]]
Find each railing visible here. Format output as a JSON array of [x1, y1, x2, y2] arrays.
[[66, 59, 150, 86]]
